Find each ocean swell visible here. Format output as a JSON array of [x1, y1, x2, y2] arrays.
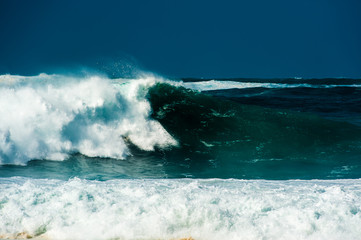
[[2, 74, 361, 179]]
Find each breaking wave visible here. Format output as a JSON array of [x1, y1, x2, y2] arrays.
[[0, 74, 177, 165]]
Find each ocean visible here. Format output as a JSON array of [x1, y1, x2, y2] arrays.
[[1, 73, 361, 239]]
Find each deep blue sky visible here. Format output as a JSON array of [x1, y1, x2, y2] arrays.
[[0, 0, 360, 78]]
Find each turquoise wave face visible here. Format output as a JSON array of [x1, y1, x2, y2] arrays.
[[146, 83, 361, 179]]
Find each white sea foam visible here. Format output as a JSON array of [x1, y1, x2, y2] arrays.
[[0, 177, 361, 240], [0, 74, 177, 165], [180, 80, 361, 91]]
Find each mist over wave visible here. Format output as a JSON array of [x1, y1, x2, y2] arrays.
[[0, 74, 176, 165]]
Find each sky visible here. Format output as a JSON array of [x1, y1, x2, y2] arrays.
[[0, 0, 360, 78]]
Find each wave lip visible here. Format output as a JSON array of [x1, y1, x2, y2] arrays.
[[0, 74, 177, 165]]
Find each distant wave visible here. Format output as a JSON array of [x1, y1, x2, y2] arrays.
[[179, 79, 361, 91]]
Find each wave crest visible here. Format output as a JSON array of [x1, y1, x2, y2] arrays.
[[0, 74, 177, 165]]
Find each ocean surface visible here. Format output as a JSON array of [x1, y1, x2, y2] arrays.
[[1, 73, 361, 239]]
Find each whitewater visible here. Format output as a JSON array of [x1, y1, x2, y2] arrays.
[[0, 74, 177, 165], [1, 73, 361, 239], [1, 177, 361, 240]]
